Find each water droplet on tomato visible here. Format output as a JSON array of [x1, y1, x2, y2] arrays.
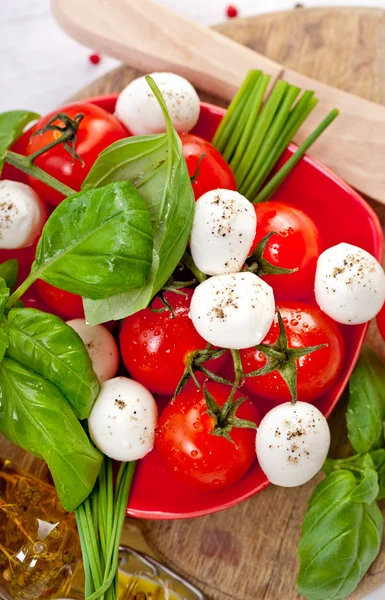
[[290, 319, 299, 327], [191, 450, 198, 457], [303, 322, 309, 329], [143, 332, 148, 338], [282, 317, 289, 324], [193, 422, 200, 430], [154, 329, 161, 336]]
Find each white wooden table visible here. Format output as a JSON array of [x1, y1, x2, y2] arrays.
[[1, 1, 385, 598]]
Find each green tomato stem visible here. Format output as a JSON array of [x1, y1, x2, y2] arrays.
[[182, 251, 207, 283], [4, 150, 76, 197], [219, 349, 243, 422]]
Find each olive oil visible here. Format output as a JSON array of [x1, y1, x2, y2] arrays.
[[0, 460, 81, 599]]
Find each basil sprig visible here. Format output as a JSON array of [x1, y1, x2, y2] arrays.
[[347, 347, 385, 454], [298, 466, 382, 600], [0, 110, 39, 175], [82, 76, 195, 325], [297, 347, 385, 600], [6, 308, 100, 419], [10, 181, 154, 304], [0, 357, 102, 512]]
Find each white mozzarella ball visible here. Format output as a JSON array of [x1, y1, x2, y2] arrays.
[[315, 243, 385, 325], [0, 180, 46, 249], [190, 189, 257, 276], [190, 272, 275, 349], [88, 377, 157, 461], [115, 72, 200, 135], [66, 319, 119, 383], [256, 402, 330, 487]]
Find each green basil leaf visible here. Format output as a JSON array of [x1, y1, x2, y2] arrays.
[[370, 449, 385, 500], [82, 77, 194, 325], [0, 277, 10, 319], [323, 454, 379, 504], [0, 357, 102, 512], [6, 308, 99, 419], [82, 134, 168, 191], [0, 259, 18, 292], [29, 181, 153, 300], [297, 470, 383, 600], [350, 455, 379, 504], [0, 329, 8, 363], [324, 453, 383, 502], [347, 347, 385, 454], [0, 111, 39, 175]]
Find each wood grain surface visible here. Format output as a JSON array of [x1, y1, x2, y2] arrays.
[[52, 0, 385, 204], [2, 6, 385, 600]]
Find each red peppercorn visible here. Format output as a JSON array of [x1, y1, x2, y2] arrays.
[[89, 53, 101, 65], [226, 5, 238, 18]]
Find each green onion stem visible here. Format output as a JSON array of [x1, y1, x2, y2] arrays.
[[237, 84, 301, 192], [246, 95, 319, 199], [235, 79, 288, 189], [75, 459, 136, 600], [241, 91, 317, 197], [212, 69, 261, 151], [84, 497, 103, 587], [229, 74, 271, 174], [76, 510, 94, 597], [254, 109, 340, 203], [86, 462, 136, 600], [222, 74, 269, 163]]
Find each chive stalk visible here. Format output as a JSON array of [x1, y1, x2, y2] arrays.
[[75, 459, 136, 600], [254, 109, 340, 203], [212, 69, 262, 151], [212, 70, 338, 203], [243, 95, 319, 199], [229, 74, 272, 175]]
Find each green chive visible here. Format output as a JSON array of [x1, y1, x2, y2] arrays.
[[254, 109, 340, 203]]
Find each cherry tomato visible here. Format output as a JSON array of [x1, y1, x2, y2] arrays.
[[240, 303, 344, 403], [377, 302, 385, 341], [249, 201, 322, 301], [21, 284, 50, 312], [119, 289, 227, 395], [180, 133, 236, 200], [36, 279, 84, 319], [20, 103, 127, 206], [156, 382, 259, 489]]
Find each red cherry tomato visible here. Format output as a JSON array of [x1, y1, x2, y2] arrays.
[[20, 103, 127, 206], [21, 283, 50, 312], [249, 201, 322, 301], [36, 279, 84, 319], [240, 303, 344, 403], [377, 302, 385, 341], [180, 133, 236, 200], [156, 382, 259, 489], [119, 289, 227, 395]]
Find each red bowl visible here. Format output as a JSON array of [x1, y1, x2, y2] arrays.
[[6, 97, 384, 519]]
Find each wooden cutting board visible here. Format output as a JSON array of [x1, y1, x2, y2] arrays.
[[2, 6, 385, 600]]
